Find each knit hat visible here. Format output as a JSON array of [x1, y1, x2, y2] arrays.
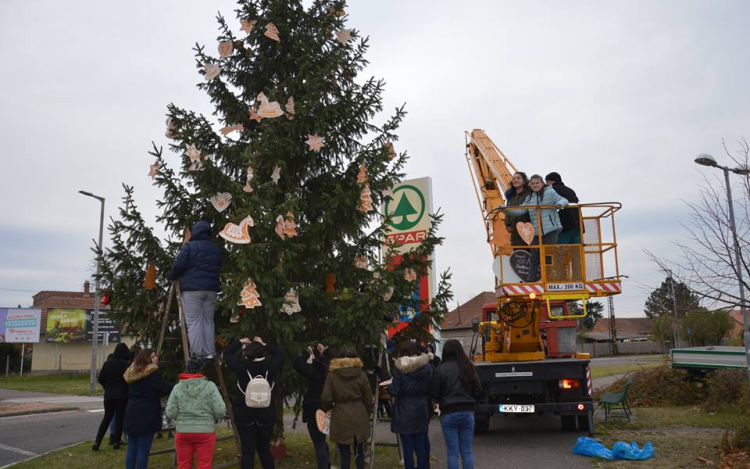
[[545, 172, 562, 183], [186, 355, 205, 374]]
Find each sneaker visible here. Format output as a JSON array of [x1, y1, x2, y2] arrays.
[[204, 355, 215, 366]]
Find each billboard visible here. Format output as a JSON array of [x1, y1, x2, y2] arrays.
[[85, 312, 121, 343], [1, 308, 41, 343], [46, 309, 88, 343]]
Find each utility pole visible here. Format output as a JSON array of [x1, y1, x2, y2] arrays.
[[608, 295, 618, 356]]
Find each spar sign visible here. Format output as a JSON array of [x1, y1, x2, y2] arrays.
[[382, 177, 436, 336]]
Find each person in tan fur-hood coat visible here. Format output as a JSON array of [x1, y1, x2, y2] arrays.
[[321, 348, 373, 469]]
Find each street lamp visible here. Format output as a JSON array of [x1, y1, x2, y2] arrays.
[[694, 154, 750, 382], [79, 190, 105, 394]]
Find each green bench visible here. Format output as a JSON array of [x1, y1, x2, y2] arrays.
[[599, 375, 633, 422]]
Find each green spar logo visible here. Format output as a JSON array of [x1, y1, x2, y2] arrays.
[[385, 185, 425, 230]]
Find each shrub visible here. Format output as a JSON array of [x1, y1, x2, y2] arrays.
[[706, 369, 749, 411], [602, 366, 706, 407]]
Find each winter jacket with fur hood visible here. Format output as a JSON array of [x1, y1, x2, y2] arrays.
[[97, 343, 131, 400], [123, 364, 173, 435], [388, 353, 433, 435], [166, 373, 226, 433], [321, 357, 373, 445]]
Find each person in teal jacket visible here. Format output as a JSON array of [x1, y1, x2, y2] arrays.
[[507, 174, 568, 282], [166, 355, 227, 469]]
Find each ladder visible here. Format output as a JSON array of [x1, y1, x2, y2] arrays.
[[368, 347, 403, 469], [153, 280, 242, 467]]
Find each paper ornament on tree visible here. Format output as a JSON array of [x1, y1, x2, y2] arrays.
[[357, 163, 368, 184], [219, 215, 254, 244], [336, 29, 353, 44], [516, 222, 535, 245], [328, 6, 346, 17], [220, 124, 244, 136], [354, 255, 369, 270], [325, 273, 336, 296], [285, 97, 295, 119], [210, 192, 232, 212], [357, 184, 373, 213], [218, 41, 233, 58], [165, 117, 179, 139], [271, 165, 281, 184], [383, 286, 394, 302], [240, 19, 256, 33], [243, 166, 254, 193], [142, 263, 157, 290], [204, 62, 221, 81], [264, 23, 280, 42], [257, 92, 284, 118], [249, 107, 262, 123], [186, 144, 205, 171], [283, 211, 298, 238], [275, 215, 286, 240], [404, 268, 417, 282], [386, 141, 397, 160], [238, 277, 262, 308], [306, 134, 325, 152], [280, 288, 302, 315], [149, 160, 160, 180]]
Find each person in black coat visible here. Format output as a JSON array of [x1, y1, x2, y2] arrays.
[[123, 349, 173, 469], [293, 343, 335, 469], [168, 220, 222, 358], [545, 172, 581, 244], [223, 337, 284, 469], [388, 342, 433, 469], [92, 343, 131, 450]]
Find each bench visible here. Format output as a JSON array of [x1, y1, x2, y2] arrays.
[[599, 375, 633, 422]]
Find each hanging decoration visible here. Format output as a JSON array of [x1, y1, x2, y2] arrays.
[[404, 268, 417, 282], [383, 286, 394, 302], [219, 215, 254, 244], [264, 23, 280, 42], [210, 192, 232, 212], [336, 29, 353, 44], [328, 6, 346, 17], [243, 166, 254, 193], [306, 134, 325, 152], [257, 92, 284, 118], [275, 215, 286, 240], [280, 288, 302, 315], [218, 41, 233, 57], [381, 188, 393, 199], [325, 273, 336, 296], [149, 160, 160, 180], [357, 184, 373, 213], [165, 117, 179, 139], [354, 254, 369, 270], [238, 277, 262, 308], [142, 263, 157, 290], [204, 62, 221, 81], [357, 163, 368, 184], [271, 165, 281, 185], [230, 306, 241, 323], [240, 19, 256, 34], [386, 141, 397, 160], [249, 107, 262, 123], [283, 211, 298, 238], [285, 97, 295, 119], [516, 222, 535, 245], [186, 144, 205, 171], [220, 124, 244, 136]]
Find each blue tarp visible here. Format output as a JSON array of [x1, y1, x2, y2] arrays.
[[573, 437, 654, 460]]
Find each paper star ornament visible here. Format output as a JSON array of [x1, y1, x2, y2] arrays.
[[149, 161, 160, 180], [280, 288, 301, 315], [336, 29, 353, 44], [240, 19, 256, 33], [264, 23, 280, 42], [186, 144, 205, 171], [306, 134, 325, 152], [271, 165, 281, 185], [249, 107, 262, 123], [204, 62, 221, 81], [354, 255, 369, 270]]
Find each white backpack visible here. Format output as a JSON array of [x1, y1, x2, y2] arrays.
[[238, 371, 273, 408]]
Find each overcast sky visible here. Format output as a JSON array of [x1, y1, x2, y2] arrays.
[[1, 0, 748, 318]]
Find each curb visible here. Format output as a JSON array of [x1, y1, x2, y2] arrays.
[[0, 406, 75, 419]]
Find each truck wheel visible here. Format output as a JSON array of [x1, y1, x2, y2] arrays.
[[577, 414, 590, 432], [561, 415, 576, 431], [474, 416, 490, 433]]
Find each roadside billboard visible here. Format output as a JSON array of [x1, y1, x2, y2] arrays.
[[85, 311, 121, 343], [46, 309, 88, 343], [1, 308, 41, 343]]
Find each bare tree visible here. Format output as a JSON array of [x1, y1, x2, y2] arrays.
[[647, 138, 750, 310]]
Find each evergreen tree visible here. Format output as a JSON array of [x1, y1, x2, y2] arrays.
[[644, 277, 700, 319], [96, 0, 452, 443], [569, 300, 604, 330]]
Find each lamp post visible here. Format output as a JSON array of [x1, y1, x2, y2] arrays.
[[694, 153, 750, 382], [79, 190, 105, 394]]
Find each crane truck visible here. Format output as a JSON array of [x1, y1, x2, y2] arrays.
[[463, 130, 623, 433]]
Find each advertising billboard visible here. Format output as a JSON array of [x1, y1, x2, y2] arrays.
[[1, 308, 41, 343], [85, 311, 121, 343], [46, 309, 88, 343]]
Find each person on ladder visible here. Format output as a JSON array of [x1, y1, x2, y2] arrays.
[[168, 221, 222, 362]]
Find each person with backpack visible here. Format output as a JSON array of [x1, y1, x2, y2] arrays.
[[168, 220, 222, 360], [388, 341, 434, 469], [92, 343, 132, 451], [293, 343, 336, 469], [223, 336, 284, 469], [321, 347, 373, 469], [166, 355, 227, 469], [123, 349, 173, 469], [430, 340, 483, 469]]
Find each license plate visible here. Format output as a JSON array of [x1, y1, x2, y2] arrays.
[[499, 404, 535, 413]]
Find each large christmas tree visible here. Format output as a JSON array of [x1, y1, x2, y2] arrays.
[[97, 0, 451, 442]]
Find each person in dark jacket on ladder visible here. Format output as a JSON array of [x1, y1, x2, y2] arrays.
[[92, 343, 132, 451], [294, 343, 335, 469], [223, 336, 285, 469], [388, 341, 433, 469], [168, 221, 223, 360]]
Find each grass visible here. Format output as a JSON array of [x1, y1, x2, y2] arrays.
[[590, 363, 663, 380], [0, 373, 102, 396], [11, 428, 404, 469]]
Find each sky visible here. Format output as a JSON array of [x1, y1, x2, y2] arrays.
[[0, 0, 748, 318]]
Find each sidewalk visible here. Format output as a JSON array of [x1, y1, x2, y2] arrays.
[[0, 389, 102, 414]]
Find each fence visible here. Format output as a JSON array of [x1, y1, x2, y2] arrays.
[[1, 354, 31, 376], [577, 341, 664, 358]]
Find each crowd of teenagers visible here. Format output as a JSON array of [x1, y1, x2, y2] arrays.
[[93, 336, 484, 469]]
